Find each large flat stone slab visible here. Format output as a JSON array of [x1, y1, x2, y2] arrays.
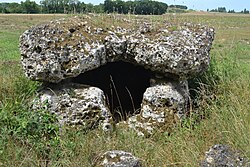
[[20, 15, 214, 83]]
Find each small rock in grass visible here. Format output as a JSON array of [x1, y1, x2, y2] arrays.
[[200, 144, 249, 167], [96, 150, 141, 167]]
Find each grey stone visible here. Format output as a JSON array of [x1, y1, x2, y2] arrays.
[[201, 144, 249, 167], [127, 80, 190, 136], [20, 15, 214, 83], [32, 83, 113, 131], [96, 150, 141, 167]]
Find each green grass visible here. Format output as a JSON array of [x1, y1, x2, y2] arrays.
[[0, 14, 67, 61], [0, 31, 20, 61], [0, 13, 250, 166]]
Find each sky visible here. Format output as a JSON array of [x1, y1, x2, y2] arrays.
[[1, 0, 250, 12]]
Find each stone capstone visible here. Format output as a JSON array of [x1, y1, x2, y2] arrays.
[[32, 83, 113, 131], [127, 80, 189, 136], [96, 150, 141, 167], [20, 15, 214, 83], [200, 144, 249, 167]]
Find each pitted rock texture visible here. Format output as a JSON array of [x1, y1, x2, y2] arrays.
[[96, 150, 141, 167], [32, 83, 113, 131], [128, 80, 189, 136], [200, 144, 249, 167], [20, 15, 214, 83]]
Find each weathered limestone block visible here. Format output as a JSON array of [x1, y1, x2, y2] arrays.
[[200, 144, 249, 167], [32, 83, 113, 131], [128, 80, 189, 136], [128, 23, 214, 79], [20, 16, 214, 83], [95, 150, 141, 167]]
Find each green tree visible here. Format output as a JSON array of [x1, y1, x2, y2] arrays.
[[104, 0, 114, 13], [218, 7, 227, 13], [21, 0, 40, 13], [6, 3, 22, 13], [0, 3, 23, 13], [93, 4, 104, 13], [104, 0, 168, 15], [169, 5, 187, 10], [40, 0, 78, 13], [210, 9, 218, 12], [242, 8, 250, 14], [84, 3, 93, 13]]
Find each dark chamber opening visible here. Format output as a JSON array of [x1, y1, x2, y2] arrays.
[[72, 61, 153, 122]]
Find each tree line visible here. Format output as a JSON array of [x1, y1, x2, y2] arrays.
[[208, 7, 250, 14], [103, 0, 168, 15], [0, 0, 104, 14], [0, 1, 40, 14], [0, 0, 188, 15], [3, 0, 249, 15]]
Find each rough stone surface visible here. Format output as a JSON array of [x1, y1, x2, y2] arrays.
[[20, 15, 214, 83], [96, 150, 141, 167], [127, 80, 189, 136], [32, 83, 113, 131], [200, 144, 249, 167]]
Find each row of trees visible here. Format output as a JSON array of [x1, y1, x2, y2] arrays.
[[169, 5, 187, 10], [0, 0, 188, 15], [39, 0, 105, 13], [241, 8, 250, 14], [103, 0, 168, 15], [0, 1, 40, 13], [0, 0, 104, 14], [208, 7, 250, 14], [3, 1, 249, 15]]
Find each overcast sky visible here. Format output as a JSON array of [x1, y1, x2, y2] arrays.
[[1, 0, 250, 12]]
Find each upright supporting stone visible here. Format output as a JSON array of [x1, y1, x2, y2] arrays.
[[128, 80, 189, 136], [32, 83, 113, 132]]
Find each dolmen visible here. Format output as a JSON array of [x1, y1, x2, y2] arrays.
[[20, 15, 214, 136]]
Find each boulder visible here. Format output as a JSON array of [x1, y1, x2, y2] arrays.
[[32, 83, 113, 131], [127, 80, 189, 136], [20, 15, 214, 83], [95, 150, 141, 167], [200, 144, 249, 167]]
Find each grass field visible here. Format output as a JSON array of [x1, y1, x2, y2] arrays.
[[0, 13, 250, 166]]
